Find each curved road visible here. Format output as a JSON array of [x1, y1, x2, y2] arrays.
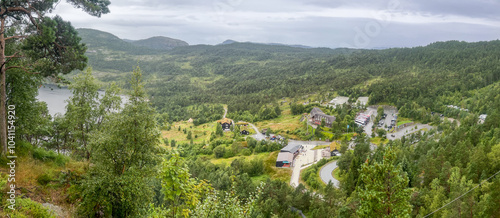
[[319, 161, 339, 188], [249, 123, 266, 141]]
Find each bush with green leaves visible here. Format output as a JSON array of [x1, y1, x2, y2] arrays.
[[301, 158, 332, 190], [32, 147, 69, 166], [8, 197, 56, 218], [36, 173, 52, 186]]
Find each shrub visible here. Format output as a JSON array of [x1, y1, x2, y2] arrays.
[[223, 149, 235, 158], [17, 141, 34, 156], [66, 184, 83, 204], [12, 198, 56, 218], [241, 148, 252, 156], [32, 147, 56, 162], [37, 173, 52, 186], [32, 147, 69, 166], [213, 145, 225, 158], [54, 155, 70, 166]]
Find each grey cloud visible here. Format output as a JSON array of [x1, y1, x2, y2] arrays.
[[304, 0, 500, 19], [407, 0, 500, 19], [51, 0, 500, 48]]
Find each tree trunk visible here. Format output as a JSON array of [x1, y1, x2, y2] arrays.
[[0, 18, 7, 155]]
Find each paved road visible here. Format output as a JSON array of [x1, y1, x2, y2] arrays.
[[319, 161, 339, 188], [223, 106, 228, 119], [383, 109, 398, 129], [248, 123, 267, 141], [290, 143, 325, 187], [388, 123, 434, 140], [363, 107, 377, 137], [241, 121, 332, 188], [287, 139, 329, 147]]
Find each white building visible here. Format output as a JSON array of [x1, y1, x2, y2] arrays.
[[356, 96, 369, 107], [328, 96, 349, 108]]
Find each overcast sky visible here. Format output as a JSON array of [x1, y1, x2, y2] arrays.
[[52, 0, 500, 48]]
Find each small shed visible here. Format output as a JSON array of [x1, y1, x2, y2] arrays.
[[276, 152, 294, 167]]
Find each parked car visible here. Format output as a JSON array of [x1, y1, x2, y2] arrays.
[[391, 134, 395, 137]]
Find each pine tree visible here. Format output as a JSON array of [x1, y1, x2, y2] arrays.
[[357, 146, 412, 217]]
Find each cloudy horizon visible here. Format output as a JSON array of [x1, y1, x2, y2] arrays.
[[52, 0, 500, 48]]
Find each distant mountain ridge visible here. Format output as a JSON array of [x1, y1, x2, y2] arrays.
[[220, 39, 314, 48], [129, 36, 189, 50], [77, 28, 188, 51]]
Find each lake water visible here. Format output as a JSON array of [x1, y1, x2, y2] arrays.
[[36, 84, 127, 117]]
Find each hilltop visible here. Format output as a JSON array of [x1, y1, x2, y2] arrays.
[[129, 36, 189, 50], [76, 28, 188, 54]]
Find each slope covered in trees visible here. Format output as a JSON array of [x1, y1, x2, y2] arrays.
[[75, 29, 500, 125], [6, 26, 500, 217]]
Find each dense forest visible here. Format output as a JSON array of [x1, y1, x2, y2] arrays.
[[76, 29, 500, 124], [2, 23, 500, 217]]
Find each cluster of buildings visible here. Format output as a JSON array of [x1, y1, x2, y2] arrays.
[[355, 112, 371, 126], [275, 144, 301, 167], [327, 96, 350, 108], [309, 96, 370, 127], [324, 96, 369, 108]]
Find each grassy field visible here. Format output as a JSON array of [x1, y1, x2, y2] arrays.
[[250, 174, 271, 185], [370, 136, 389, 145], [312, 144, 329, 150], [339, 133, 357, 141], [254, 112, 303, 139], [264, 151, 292, 182], [397, 120, 413, 126], [160, 120, 254, 145], [161, 121, 216, 145], [210, 152, 271, 166]]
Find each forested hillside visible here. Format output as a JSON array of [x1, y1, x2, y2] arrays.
[[75, 29, 500, 123], [3, 26, 500, 217]]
